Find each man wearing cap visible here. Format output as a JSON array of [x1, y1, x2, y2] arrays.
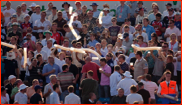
[[20, 14, 33, 37], [5, 75, 16, 104], [3, 1, 16, 27], [163, 3, 176, 17], [34, 11, 52, 33], [45, 2, 54, 19], [23, 33, 36, 52], [14, 84, 28, 104], [30, 85, 43, 104], [7, 22, 22, 41], [135, 8, 148, 25], [48, 7, 58, 23], [10, 79, 23, 101], [13, 5, 25, 24], [21, 2, 28, 14], [135, 1, 147, 15], [78, 5, 88, 24], [75, 1, 82, 15], [90, 3, 100, 18], [1, 86, 9, 104], [116, 1, 131, 26], [117, 71, 138, 96], [28, 3, 36, 16], [41, 30, 56, 46], [62, 2, 70, 20], [163, 8, 175, 28], [174, 12, 181, 30], [102, 8, 112, 28]]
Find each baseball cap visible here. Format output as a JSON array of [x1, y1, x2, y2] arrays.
[[165, 3, 172, 6], [34, 85, 43, 91], [1, 86, 8, 92], [29, 3, 36, 7], [103, 8, 109, 11], [24, 14, 30, 18], [75, 1, 81, 5], [19, 84, 28, 91], [8, 75, 16, 81], [123, 33, 129, 39], [90, 3, 98, 6], [168, 8, 174, 11]]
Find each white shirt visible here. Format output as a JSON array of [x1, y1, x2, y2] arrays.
[[13, 12, 25, 23], [117, 77, 137, 96], [140, 79, 158, 99], [126, 93, 143, 104], [163, 10, 176, 17], [44, 83, 62, 104], [14, 92, 28, 104], [24, 58, 31, 76], [169, 41, 178, 53], [110, 71, 122, 96], [135, 14, 148, 25], [1, 94, 10, 104], [64, 93, 81, 104], [135, 32, 149, 42], [22, 10, 29, 14], [3, 8, 16, 26], [42, 45, 54, 58], [54, 57, 64, 72], [102, 14, 112, 28], [34, 19, 52, 32], [34, 50, 48, 62], [50, 91, 61, 104], [30, 13, 41, 30], [67, 20, 82, 28], [93, 10, 100, 18], [164, 27, 181, 42], [101, 47, 108, 57], [41, 38, 56, 46], [62, 10, 68, 20], [48, 14, 58, 23]]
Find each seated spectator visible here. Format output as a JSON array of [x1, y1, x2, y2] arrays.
[[100, 29, 112, 44], [137, 82, 150, 104], [30, 85, 43, 104], [48, 7, 57, 23], [21, 3, 29, 14], [163, 3, 176, 17], [78, 5, 88, 24], [51, 23, 64, 45], [174, 12, 181, 30], [23, 27, 36, 43], [62, 2, 70, 20], [163, 8, 175, 28], [137, 35, 148, 47], [126, 85, 143, 104], [133, 24, 148, 42], [41, 30, 56, 46], [135, 1, 147, 15], [79, 24, 90, 44], [74, 1, 82, 15], [34, 42, 47, 62], [122, 32, 133, 53], [169, 33, 179, 53], [13, 5, 25, 24], [91, 3, 100, 18], [45, 2, 53, 19], [121, 19, 136, 34], [87, 34, 99, 48], [14, 84, 28, 104], [110, 88, 126, 104], [42, 39, 54, 57], [28, 3, 36, 16], [7, 22, 22, 42], [93, 19, 105, 35]]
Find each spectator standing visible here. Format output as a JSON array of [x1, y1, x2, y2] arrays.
[[125, 1, 137, 26], [10, 79, 23, 100], [135, 8, 148, 25], [21, 2, 29, 14], [169, 33, 179, 53], [62, 2, 70, 20], [41, 30, 56, 46], [174, 12, 181, 30], [109, 17, 120, 44], [117, 54, 129, 72], [1, 86, 9, 104], [91, 3, 100, 18], [51, 23, 64, 45], [14, 84, 28, 104], [87, 34, 99, 48], [93, 19, 105, 35], [13, 5, 25, 24], [148, 4, 160, 23], [163, 3, 176, 17], [45, 2, 53, 19], [23, 33, 36, 52], [50, 84, 62, 104], [121, 19, 136, 34], [48, 7, 57, 23], [102, 8, 112, 28], [135, 1, 147, 15], [30, 85, 43, 104], [110, 88, 126, 104], [122, 33, 133, 53], [133, 24, 148, 42], [163, 8, 175, 28]]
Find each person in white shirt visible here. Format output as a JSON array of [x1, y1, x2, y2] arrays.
[[14, 84, 28, 104], [1, 86, 9, 104], [121, 19, 136, 34], [133, 24, 148, 42], [126, 85, 143, 104], [34, 11, 52, 33], [48, 7, 57, 23], [64, 85, 81, 104], [110, 65, 122, 97], [67, 15, 82, 32], [137, 74, 158, 104], [62, 2, 70, 20], [102, 8, 112, 28], [21, 3, 29, 14], [58, 52, 66, 72], [44, 75, 62, 104], [135, 8, 148, 25], [101, 39, 108, 57], [168, 33, 179, 53], [41, 30, 56, 46], [42, 39, 55, 58], [13, 5, 25, 24], [45, 2, 54, 19], [117, 71, 137, 96], [3, 1, 16, 27], [34, 42, 48, 62], [50, 84, 62, 104], [163, 3, 176, 17], [90, 3, 100, 18]]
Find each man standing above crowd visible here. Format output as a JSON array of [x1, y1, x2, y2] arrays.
[[90, 3, 100, 18]]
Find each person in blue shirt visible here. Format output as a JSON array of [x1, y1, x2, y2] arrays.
[[142, 17, 156, 40], [87, 34, 98, 48], [116, 1, 131, 26], [42, 55, 61, 84], [90, 3, 100, 18]]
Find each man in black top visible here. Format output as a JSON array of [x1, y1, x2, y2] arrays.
[[7, 22, 22, 42], [118, 54, 129, 73], [137, 82, 151, 104], [164, 55, 174, 79], [5, 36, 20, 53], [30, 85, 43, 104], [110, 88, 126, 104]]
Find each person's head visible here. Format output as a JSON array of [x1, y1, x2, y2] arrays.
[[166, 3, 172, 10], [167, 50, 174, 56], [16, 5, 22, 13], [1, 86, 7, 95], [114, 65, 121, 72], [123, 32, 129, 41], [26, 33, 31, 40], [82, 5, 87, 13], [151, 33, 158, 42], [76, 42, 82, 48], [165, 71, 172, 81], [68, 85, 74, 93], [124, 18, 131, 25], [135, 23, 142, 31], [130, 85, 137, 93], [145, 74, 152, 81], [62, 64, 69, 72], [143, 17, 149, 26], [135, 51, 142, 59], [107, 44, 113, 51], [10, 36, 17, 44], [53, 84, 59, 92], [124, 25, 130, 33], [82, 24, 88, 32], [24, 14, 30, 22], [137, 1, 143, 8], [91, 3, 98, 10], [118, 54, 125, 63], [71, 40, 77, 48], [75, 1, 81, 9], [87, 10, 93, 17], [50, 48, 58, 57], [63, 39, 69, 47], [87, 70, 93, 78], [65, 56, 72, 64], [31, 58, 37, 66], [166, 55, 173, 63], [169, 19, 175, 28], [101, 39, 107, 47], [36, 54, 43, 62], [41, 11, 46, 19], [21, 2, 27, 11], [137, 35, 143, 42], [152, 4, 159, 13], [103, 8, 109, 15], [19, 84, 28, 93], [138, 82, 144, 89], [36, 42, 43, 50], [48, 55, 54, 64], [168, 8, 174, 16], [47, 39, 53, 48], [100, 57, 107, 66], [106, 53, 113, 61], [155, 13, 162, 21], [85, 56, 92, 63], [62, 2, 70, 9], [95, 43, 101, 50], [35, 5, 41, 13], [6, 1, 11, 8], [89, 92, 96, 100], [12, 22, 19, 30], [51, 7, 57, 14], [30, 3, 36, 11], [26, 27, 32, 34], [118, 88, 124, 97], [170, 33, 177, 41], [28, 50, 34, 58], [90, 34, 96, 41], [8, 75, 16, 84], [32, 79, 39, 87], [34, 85, 42, 93], [48, 2, 53, 9], [49, 74, 57, 83], [139, 8, 144, 16], [120, 1, 125, 5], [63, 24, 70, 32], [162, 42, 169, 51], [57, 11, 63, 19], [175, 12, 181, 20], [59, 52, 66, 60], [15, 79, 23, 87], [51, 23, 58, 31]]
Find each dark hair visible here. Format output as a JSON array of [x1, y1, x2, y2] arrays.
[[71, 40, 77, 45], [76, 42, 82, 46], [31, 57, 36, 62], [167, 55, 173, 62], [163, 42, 169, 47], [41, 11, 46, 15], [114, 65, 121, 71], [118, 54, 125, 60], [169, 19, 175, 23], [53, 84, 59, 90], [145, 74, 151, 81], [137, 35, 144, 41], [156, 13, 162, 17], [51, 48, 58, 56], [124, 25, 129, 29], [11, 36, 17, 41], [130, 85, 137, 92], [36, 54, 42, 59], [100, 57, 107, 63], [29, 50, 34, 57], [136, 51, 142, 57], [143, 17, 149, 22], [138, 82, 144, 88], [66, 56, 72, 62], [68, 85, 74, 92], [87, 70, 93, 77], [62, 64, 69, 71], [165, 71, 171, 75], [36, 42, 43, 48], [63, 24, 69, 28], [168, 49, 174, 56]]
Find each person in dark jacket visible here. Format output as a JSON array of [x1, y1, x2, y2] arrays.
[[110, 88, 126, 104]]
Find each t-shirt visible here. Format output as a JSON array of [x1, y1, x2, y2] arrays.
[[108, 25, 120, 36], [3, 8, 16, 26], [4, 59, 18, 77], [51, 32, 64, 45], [137, 89, 150, 104], [152, 57, 164, 76], [151, 20, 165, 36], [69, 64, 79, 78], [30, 93, 42, 104], [164, 62, 174, 79], [126, 93, 143, 104], [1, 94, 10, 104], [14, 92, 28, 104], [164, 27, 181, 42]]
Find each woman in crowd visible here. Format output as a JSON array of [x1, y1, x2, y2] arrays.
[[169, 33, 179, 53], [137, 35, 148, 47]]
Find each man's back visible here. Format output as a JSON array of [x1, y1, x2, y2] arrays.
[[64, 93, 81, 104], [126, 93, 143, 104], [137, 89, 150, 104], [30, 93, 42, 104]]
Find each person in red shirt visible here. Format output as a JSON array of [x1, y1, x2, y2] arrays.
[[23, 33, 36, 53], [81, 56, 100, 81], [150, 13, 165, 37], [51, 23, 64, 45], [20, 14, 33, 37]]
